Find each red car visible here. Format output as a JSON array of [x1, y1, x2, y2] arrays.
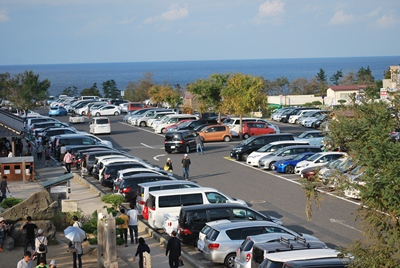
[[301, 166, 323, 181], [242, 121, 276, 139]]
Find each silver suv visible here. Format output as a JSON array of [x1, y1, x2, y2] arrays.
[[197, 220, 317, 268]]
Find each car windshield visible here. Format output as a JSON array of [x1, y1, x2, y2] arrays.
[[305, 153, 323, 161], [292, 153, 312, 160], [178, 121, 191, 128], [257, 143, 276, 153], [298, 131, 320, 138], [224, 119, 235, 125], [302, 111, 316, 117], [239, 136, 258, 146]]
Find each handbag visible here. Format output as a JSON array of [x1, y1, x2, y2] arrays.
[[164, 165, 169, 171], [68, 242, 77, 253]]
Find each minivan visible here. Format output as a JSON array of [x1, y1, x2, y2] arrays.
[[250, 238, 327, 268], [154, 114, 199, 134], [133, 109, 175, 127], [230, 133, 294, 161], [118, 173, 177, 202], [164, 130, 198, 154], [89, 117, 111, 135], [246, 140, 310, 166], [242, 122, 276, 139], [52, 133, 113, 152], [224, 117, 265, 137], [136, 180, 200, 214], [255, 249, 343, 268], [146, 187, 247, 229], [177, 203, 282, 246]]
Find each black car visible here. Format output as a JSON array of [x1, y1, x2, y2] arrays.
[[177, 203, 282, 246], [118, 173, 175, 202], [176, 119, 218, 131], [164, 130, 197, 154]]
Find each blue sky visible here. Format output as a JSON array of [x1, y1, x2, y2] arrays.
[[1, 0, 399, 65]]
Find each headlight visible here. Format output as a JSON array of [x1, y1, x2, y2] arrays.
[[236, 147, 243, 152]]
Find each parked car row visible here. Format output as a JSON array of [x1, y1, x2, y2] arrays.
[[271, 107, 331, 129]]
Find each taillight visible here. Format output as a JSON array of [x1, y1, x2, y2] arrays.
[[178, 228, 192, 235], [139, 200, 146, 205], [120, 187, 131, 194], [105, 174, 110, 179], [208, 243, 220, 250], [179, 140, 184, 144], [245, 253, 251, 262], [164, 141, 167, 145]]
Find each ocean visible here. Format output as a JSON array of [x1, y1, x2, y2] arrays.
[[0, 56, 399, 97]]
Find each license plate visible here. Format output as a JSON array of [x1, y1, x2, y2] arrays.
[[171, 146, 175, 149]]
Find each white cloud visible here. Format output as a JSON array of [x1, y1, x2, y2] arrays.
[[329, 10, 354, 25], [376, 14, 399, 28], [258, 0, 285, 17], [144, 3, 188, 24], [0, 9, 9, 22]]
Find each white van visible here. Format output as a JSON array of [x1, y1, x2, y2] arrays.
[[89, 117, 111, 135], [146, 187, 247, 229], [153, 114, 199, 134], [136, 180, 200, 214]]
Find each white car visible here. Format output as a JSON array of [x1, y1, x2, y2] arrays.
[[294, 152, 347, 175], [91, 105, 120, 116]]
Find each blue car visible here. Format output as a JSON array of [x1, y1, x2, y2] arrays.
[[273, 152, 316, 174], [48, 106, 67, 116]]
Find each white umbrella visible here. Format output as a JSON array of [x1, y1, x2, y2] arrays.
[[64, 226, 86, 242]]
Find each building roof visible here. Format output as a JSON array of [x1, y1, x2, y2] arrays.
[[328, 85, 367, 91]]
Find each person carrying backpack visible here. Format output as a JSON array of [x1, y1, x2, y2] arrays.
[[34, 229, 48, 266]]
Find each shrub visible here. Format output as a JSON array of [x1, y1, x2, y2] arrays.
[[101, 194, 125, 209], [0, 197, 23, 208]]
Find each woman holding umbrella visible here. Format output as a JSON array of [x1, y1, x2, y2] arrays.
[[64, 226, 85, 268]]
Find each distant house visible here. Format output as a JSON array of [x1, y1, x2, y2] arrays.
[[182, 91, 201, 110], [326, 85, 366, 105]]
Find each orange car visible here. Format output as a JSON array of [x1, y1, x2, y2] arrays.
[[242, 121, 275, 139], [197, 125, 232, 142]]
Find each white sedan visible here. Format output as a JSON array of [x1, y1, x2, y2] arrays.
[[91, 105, 120, 116]]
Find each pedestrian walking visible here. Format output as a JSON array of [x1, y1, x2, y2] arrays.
[[59, 143, 66, 162], [28, 165, 34, 182], [48, 260, 57, 268], [0, 175, 10, 202], [80, 154, 88, 177], [63, 150, 73, 174], [34, 229, 47, 266], [0, 217, 10, 252], [195, 134, 204, 154], [165, 231, 182, 268], [36, 256, 49, 268], [72, 240, 83, 268], [117, 208, 129, 247], [134, 237, 151, 268], [127, 202, 139, 244], [164, 158, 173, 172], [36, 142, 43, 161], [17, 251, 33, 268], [181, 154, 191, 180], [21, 216, 38, 253], [44, 145, 52, 167]]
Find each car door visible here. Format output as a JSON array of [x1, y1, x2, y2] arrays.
[[204, 126, 218, 141]]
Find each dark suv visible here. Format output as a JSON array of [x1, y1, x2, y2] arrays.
[[164, 130, 197, 154], [176, 119, 218, 131]]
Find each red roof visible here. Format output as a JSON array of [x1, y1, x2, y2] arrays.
[[329, 85, 367, 91]]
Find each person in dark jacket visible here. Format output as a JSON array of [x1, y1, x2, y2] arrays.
[[165, 231, 181, 268], [134, 237, 150, 268]]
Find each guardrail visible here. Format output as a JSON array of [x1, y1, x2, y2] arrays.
[[0, 109, 26, 134]]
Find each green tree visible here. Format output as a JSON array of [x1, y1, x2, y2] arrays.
[[303, 97, 400, 267], [273, 77, 291, 95], [61, 86, 79, 97], [357, 66, 374, 85], [315, 68, 327, 93], [221, 73, 267, 138], [0, 72, 11, 100], [102, 80, 120, 99], [7, 70, 50, 110], [80, 83, 102, 97], [124, 73, 154, 102], [330, 70, 343, 85], [341, 71, 357, 85], [187, 73, 229, 121]]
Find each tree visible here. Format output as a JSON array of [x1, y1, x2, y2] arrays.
[[315, 68, 327, 93], [187, 73, 229, 121], [221, 73, 267, 138], [0, 72, 11, 100], [102, 80, 120, 99], [330, 70, 343, 86], [6, 70, 50, 110], [357, 66, 374, 85], [61, 86, 79, 97], [302, 96, 400, 267], [290, 78, 309, 95], [341, 71, 357, 85], [273, 77, 291, 95], [124, 73, 154, 102], [80, 83, 102, 97]]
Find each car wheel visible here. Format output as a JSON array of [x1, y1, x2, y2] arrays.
[[95, 112, 101, 116], [243, 133, 249, 139], [81, 111, 85, 115], [224, 253, 236, 268], [139, 121, 146, 127], [185, 145, 190, 153], [242, 153, 249, 162], [295, 119, 298, 124], [223, 136, 231, 142], [284, 165, 295, 174], [161, 128, 166, 134], [269, 161, 276, 170], [114, 111, 120, 116]]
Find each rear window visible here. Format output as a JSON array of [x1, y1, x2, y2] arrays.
[[165, 134, 183, 142], [96, 119, 109, 124], [226, 227, 266, 240]]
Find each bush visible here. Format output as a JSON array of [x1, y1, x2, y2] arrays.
[[0, 197, 23, 208], [101, 194, 125, 209], [88, 237, 97, 245]]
